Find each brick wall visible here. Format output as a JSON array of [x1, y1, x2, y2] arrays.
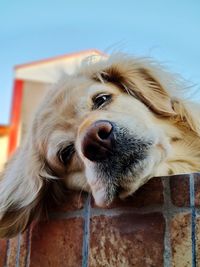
[[0, 173, 200, 267]]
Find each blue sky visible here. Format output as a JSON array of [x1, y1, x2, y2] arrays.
[[0, 0, 200, 124]]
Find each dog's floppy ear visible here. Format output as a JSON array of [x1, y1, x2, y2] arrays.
[[91, 54, 177, 117], [171, 99, 200, 136], [128, 67, 176, 116], [0, 138, 64, 238], [0, 141, 44, 238]]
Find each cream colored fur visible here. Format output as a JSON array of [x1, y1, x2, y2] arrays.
[[0, 53, 200, 237]]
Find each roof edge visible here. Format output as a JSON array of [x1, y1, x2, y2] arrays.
[[14, 49, 104, 70]]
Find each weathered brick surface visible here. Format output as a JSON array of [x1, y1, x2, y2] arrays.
[[30, 218, 83, 267], [7, 236, 19, 267], [0, 232, 29, 267], [170, 213, 192, 267], [92, 177, 164, 208], [196, 216, 200, 267], [170, 175, 190, 207], [0, 239, 7, 267], [194, 173, 200, 207], [89, 213, 165, 267], [18, 231, 30, 267], [1, 174, 200, 266]]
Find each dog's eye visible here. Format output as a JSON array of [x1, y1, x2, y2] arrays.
[[92, 93, 112, 109], [58, 144, 75, 165]]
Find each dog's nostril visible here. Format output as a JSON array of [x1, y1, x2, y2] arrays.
[[96, 121, 113, 140], [98, 128, 111, 140]]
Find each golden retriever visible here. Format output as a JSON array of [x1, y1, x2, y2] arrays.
[[0, 53, 200, 238]]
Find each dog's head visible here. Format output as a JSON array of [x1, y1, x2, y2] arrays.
[[1, 53, 200, 237]]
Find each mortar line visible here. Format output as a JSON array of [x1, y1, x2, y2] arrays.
[[162, 178, 173, 267], [49, 202, 200, 218], [189, 174, 197, 267], [82, 194, 91, 267], [25, 227, 31, 267], [15, 234, 21, 267], [91, 205, 191, 217]]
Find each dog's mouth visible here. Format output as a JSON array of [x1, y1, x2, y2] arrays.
[[89, 146, 153, 207], [79, 120, 155, 207]]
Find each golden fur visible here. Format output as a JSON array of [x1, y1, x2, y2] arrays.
[[0, 53, 200, 238]]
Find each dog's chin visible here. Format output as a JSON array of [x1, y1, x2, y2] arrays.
[[86, 172, 117, 207], [87, 160, 149, 207], [92, 187, 111, 207], [87, 151, 165, 207]]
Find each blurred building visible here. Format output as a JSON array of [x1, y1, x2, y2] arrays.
[[0, 126, 10, 170], [0, 49, 103, 171]]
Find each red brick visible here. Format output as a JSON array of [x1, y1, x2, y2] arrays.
[[170, 175, 190, 207], [170, 213, 192, 267], [7, 236, 19, 267], [196, 216, 200, 267], [92, 177, 164, 208], [194, 173, 200, 207], [30, 218, 83, 267], [89, 213, 165, 267], [18, 230, 30, 267], [0, 239, 7, 267], [0, 232, 29, 267]]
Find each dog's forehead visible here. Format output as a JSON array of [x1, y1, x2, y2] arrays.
[[87, 83, 121, 95], [68, 81, 121, 103], [66, 79, 121, 109]]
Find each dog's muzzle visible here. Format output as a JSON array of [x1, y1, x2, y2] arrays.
[[80, 120, 153, 206]]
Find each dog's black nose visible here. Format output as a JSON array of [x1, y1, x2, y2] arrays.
[[82, 120, 114, 161]]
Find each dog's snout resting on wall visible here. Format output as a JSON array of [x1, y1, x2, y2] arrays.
[[79, 119, 154, 206], [1, 53, 200, 238]]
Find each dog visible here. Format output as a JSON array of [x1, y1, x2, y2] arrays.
[[0, 53, 200, 238]]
